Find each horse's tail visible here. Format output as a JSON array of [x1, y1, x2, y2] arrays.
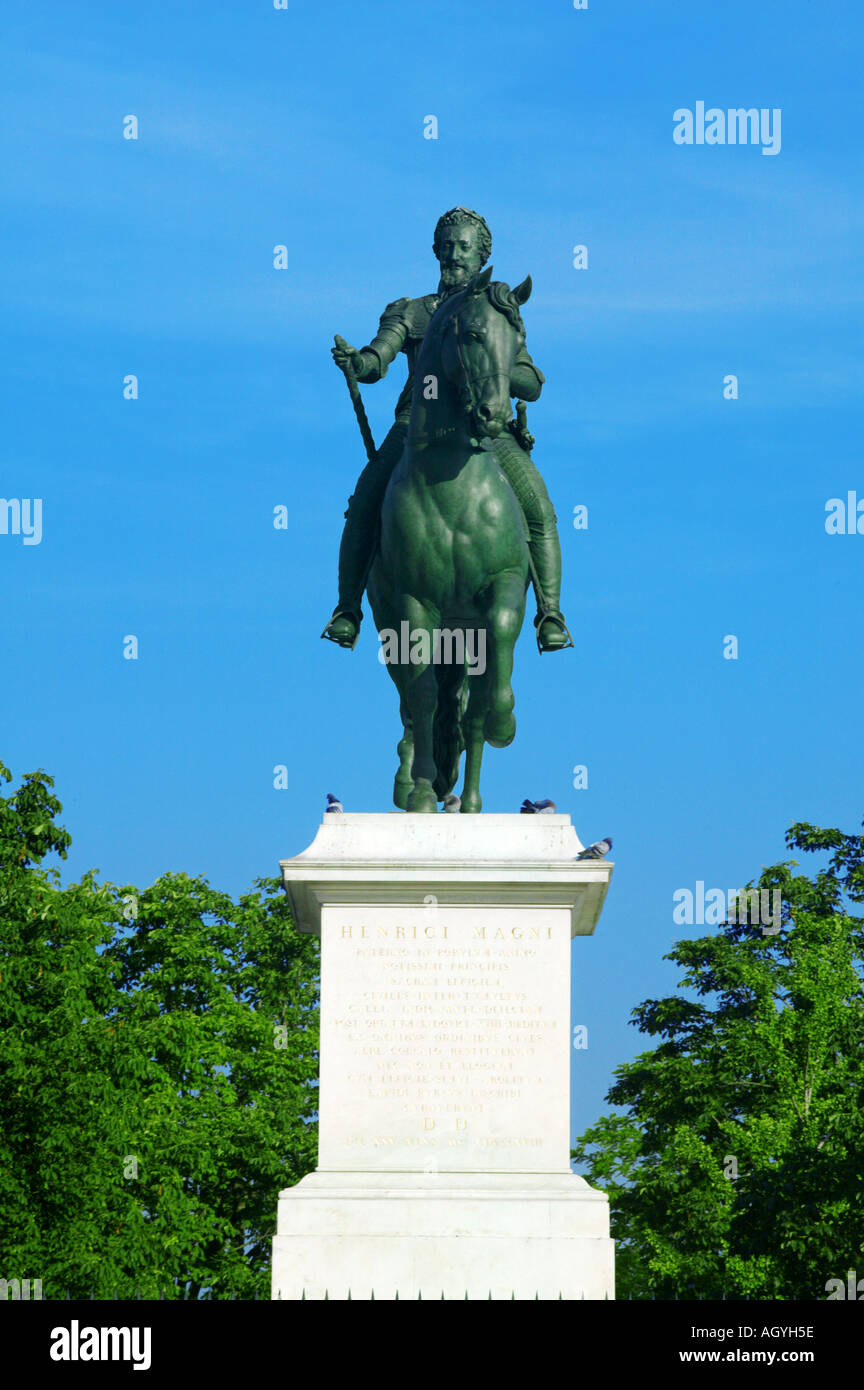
[[432, 663, 467, 801]]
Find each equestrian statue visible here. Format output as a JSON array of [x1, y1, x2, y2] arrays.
[[324, 207, 572, 813]]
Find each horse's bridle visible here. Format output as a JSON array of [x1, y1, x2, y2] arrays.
[[405, 294, 510, 448], [444, 307, 511, 419]]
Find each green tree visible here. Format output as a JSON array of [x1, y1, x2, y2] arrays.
[[573, 817, 864, 1300], [0, 760, 319, 1299]]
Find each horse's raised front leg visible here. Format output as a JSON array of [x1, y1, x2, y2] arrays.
[[484, 574, 527, 749]]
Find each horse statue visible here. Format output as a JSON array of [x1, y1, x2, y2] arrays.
[[366, 265, 534, 813]]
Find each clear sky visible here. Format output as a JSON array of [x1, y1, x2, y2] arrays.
[[3, 0, 862, 1143]]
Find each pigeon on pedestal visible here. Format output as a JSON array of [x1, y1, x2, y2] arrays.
[[576, 837, 612, 860]]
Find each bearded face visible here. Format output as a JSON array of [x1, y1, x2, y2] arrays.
[[435, 221, 485, 290]]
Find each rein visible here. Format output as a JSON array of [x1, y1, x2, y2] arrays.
[[447, 311, 510, 417], [408, 289, 512, 447]]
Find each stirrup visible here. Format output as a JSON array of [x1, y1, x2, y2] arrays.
[[321, 607, 362, 650], [534, 609, 574, 654]]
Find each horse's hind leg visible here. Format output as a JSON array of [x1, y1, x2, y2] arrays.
[[394, 701, 414, 810], [370, 573, 416, 811], [404, 664, 439, 813]]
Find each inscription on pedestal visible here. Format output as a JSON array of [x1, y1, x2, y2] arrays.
[[318, 904, 572, 1174]]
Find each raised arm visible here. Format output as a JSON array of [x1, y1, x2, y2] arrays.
[[331, 298, 411, 383]]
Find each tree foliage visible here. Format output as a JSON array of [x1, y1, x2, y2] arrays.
[[573, 817, 864, 1300], [0, 761, 319, 1299]]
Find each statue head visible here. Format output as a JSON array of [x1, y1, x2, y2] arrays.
[[433, 207, 492, 291]]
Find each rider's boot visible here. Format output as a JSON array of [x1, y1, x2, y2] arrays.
[[529, 530, 574, 653], [322, 606, 362, 649], [321, 495, 374, 650], [491, 429, 572, 654], [322, 577, 365, 648], [322, 421, 407, 650]]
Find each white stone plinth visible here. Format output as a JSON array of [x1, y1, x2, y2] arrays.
[[272, 814, 615, 1300], [280, 813, 610, 937], [273, 1172, 613, 1300]]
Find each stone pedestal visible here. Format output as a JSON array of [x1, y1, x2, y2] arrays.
[[271, 813, 614, 1300]]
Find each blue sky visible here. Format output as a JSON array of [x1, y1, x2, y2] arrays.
[[2, 0, 862, 1143]]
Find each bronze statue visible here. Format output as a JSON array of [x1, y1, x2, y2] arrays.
[[325, 208, 572, 812], [324, 208, 570, 653]]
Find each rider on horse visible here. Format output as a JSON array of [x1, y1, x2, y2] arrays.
[[323, 207, 571, 654]]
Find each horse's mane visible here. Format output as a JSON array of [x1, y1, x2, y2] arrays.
[[486, 280, 525, 336], [425, 278, 526, 351]]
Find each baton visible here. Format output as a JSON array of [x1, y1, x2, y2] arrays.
[[333, 334, 377, 464]]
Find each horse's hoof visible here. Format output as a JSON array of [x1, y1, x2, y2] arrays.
[[407, 783, 438, 814], [460, 791, 482, 814], [484, 710, 516, 748], [393, 774, 413, 810]]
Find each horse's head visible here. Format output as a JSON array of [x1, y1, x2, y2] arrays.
[[442, 266, 532, 442]]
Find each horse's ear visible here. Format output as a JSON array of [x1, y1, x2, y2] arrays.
[[468, 265, 493, 296], [511, 275, 532, 305]]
